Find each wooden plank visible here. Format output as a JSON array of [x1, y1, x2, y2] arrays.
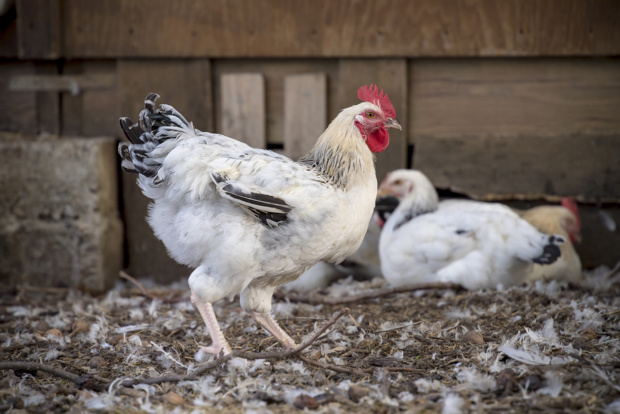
[[16, 0, 60, 59], [117, 59, 211, 283], [0, 61, 37, 134], [220, 73, 265, 148], [60, 61, 83, 136], [61, 0, 620, 58], [10, 73, 116, 92], [414, 134, 620, 202], [410, 58, 620, 202], [81, 61, 119, 137], [35, 62, 60, 135], [0, 5, 18, 58], [409, 59, 620, 139], [283, 73, 326, 160], [213, 59, 338, 145], [336, 59, 408, 182]]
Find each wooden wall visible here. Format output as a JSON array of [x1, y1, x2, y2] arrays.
[[1, 0, 619, 281]]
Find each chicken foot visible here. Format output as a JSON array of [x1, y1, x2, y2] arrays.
[[250, 311, 297, 349], [190, 293, 232, 356]]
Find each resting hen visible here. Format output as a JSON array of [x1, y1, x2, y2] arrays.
[[378, 170, 565, 290], [119, 86, 401, 355], [517, 198, 582, 283]]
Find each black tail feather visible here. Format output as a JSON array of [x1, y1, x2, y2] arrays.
[[119, 93, 193, 180], [532, 234, 565, 265], [120, 117, 143, 144]]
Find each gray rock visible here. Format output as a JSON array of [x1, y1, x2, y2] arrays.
[[0, 134, 122, 293]]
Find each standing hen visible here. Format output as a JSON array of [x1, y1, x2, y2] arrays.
[[378, 170, 565, 290], [119, 85, 401, 355]]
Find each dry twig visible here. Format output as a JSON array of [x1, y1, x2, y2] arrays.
[[119, 270, 186, 303], [276, 282, 464, 305], [0, 361, 108, 392]]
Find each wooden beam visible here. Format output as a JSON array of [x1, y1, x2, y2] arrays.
[[336, 59, 408, 182], [35, 62, 60, 135], [16, 0, 61, 59], [10, 73, 117, 93], [0, 61, 37, 134], [220, 73, 266, 148], [410, 58, 620, 202], [409, 59, 620, 140], [414, 134, 620, 203], [61, 0, 620, 58], [283, 73, 326, 160]]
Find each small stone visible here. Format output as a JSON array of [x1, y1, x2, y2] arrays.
[[348, 385, 370, 402], [572, 337, 592, 350], [581, 328, 597, 341], [165, 392, 185, 405], [496, 368, 518, 392], [89, 356, 106, 369], [75, 375, 97, 390], [73, 320, 90, 333], [521, 374, 543, 391], [34, 320, 50, 332], [293, 394, 319, 410], [45, 328, 62, 339], [461, 330, 484, 345], [106, 334, 123, 345]]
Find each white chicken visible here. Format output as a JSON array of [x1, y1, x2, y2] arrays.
[[517, 198, 582, 283], [378, 169, 565, 290], [284, 214, 383, 291], [119, 86, 401, 355]]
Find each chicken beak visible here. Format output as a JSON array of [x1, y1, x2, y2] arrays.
[[384, 118, 402, 131]]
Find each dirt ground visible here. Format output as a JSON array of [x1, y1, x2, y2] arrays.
[[1, 266, 619, 414]]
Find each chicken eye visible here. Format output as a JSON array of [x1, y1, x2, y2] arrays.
[[366, 112, 375, 118], [393, 179, 402, 185]]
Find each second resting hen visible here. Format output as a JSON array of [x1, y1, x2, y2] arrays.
[[378, 170, 565, 290]]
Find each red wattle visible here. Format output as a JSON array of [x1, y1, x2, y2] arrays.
[[367, 128, 390, 153]]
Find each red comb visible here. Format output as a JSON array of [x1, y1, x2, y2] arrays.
[[561, 197, 581, 229], [357, 84, 396, 119]]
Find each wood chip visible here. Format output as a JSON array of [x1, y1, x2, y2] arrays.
[[581, 328, 598, 341], [165, 391, 185, 405], [294, 394, 319, 409], [461, 330, 484, 345]]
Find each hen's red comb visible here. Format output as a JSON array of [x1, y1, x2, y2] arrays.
[[357, 84, 396, 119], [561, 197, 581, 229]]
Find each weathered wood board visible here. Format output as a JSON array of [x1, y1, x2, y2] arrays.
[[60, 0, 620, 58], [283, 73, 326, 160], [34, 62, 60, 135], [213, 59, 339, 146], [0, 6, 18, 58], [417, 134, 620, 202], [117, 59, 211, 282], [16, 0, 60, 59], [220, 73, 265, 148], [0, 61, 37, 134], [411, 59, 620, 201], [336, 59, 408, 182]]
